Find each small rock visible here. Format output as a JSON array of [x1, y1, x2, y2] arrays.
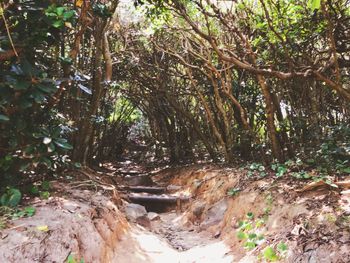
[[200, 199, 228, 229], [136, 215, 151, 227], [192, 202, 206, 218], [148, 212, 160, 221], [213, 231, 221, 238], [125, 203, 147, 221]]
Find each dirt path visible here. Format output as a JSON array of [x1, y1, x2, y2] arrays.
[[114, 160, 234, 262], [153, 212, 216, 251], [114, 221, 233, 263]]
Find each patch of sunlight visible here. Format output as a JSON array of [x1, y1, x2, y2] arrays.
[[131, 230, 178, 263], [180, 241, 234, 263], [124, 229, 234, 263], [129, 228, 234, 263], [174, 188, 192, 198]]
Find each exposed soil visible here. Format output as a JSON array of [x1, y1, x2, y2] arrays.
[[1, 161, 350, 262], [0, 182, 129, 262]]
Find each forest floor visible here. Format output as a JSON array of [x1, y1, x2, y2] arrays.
[[1, 157, 350, 262]]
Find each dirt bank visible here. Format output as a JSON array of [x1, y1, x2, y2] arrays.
[[153, 165, 350, 262], [0, 182, 129, 263]]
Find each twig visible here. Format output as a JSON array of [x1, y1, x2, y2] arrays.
[[1, 4, 18, 59]]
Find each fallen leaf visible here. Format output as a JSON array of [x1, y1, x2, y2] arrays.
[[65, 22, 73, 29], [76, 0, 83, 7], [297, 180, 350, 192], [36, 225, 49, 232], [296, 180, 328, 192]]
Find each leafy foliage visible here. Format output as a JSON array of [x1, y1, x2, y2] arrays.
[[0, 2, 75, 187], [227, 188, 241, 197], [0, 188, 21, 207], [263, 246, 279, 262], [236, 212, 265, 250], [45, 5, 77, 28], [312, 125, 350, 173], [66, 254, 85, 263], [247, 163, 267, 177], [0, 205, 36, 229], [271, 163, 287, 177], [12, 206, 36, 219]]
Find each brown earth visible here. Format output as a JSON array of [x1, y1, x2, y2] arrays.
[[1, 164, 350, 262]]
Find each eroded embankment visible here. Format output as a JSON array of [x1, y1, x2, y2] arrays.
[[151, 165, 350, 262], [0, 182, 129, 262]]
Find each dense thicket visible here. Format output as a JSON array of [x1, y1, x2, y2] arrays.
[[0, 0, 349, 187], [116, 0, 350, 164]]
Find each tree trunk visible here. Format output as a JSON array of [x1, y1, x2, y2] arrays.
[[73, 20, 106, 165], [256, 75, 284, 162]]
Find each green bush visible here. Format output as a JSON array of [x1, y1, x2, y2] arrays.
[[0, 2, 75, 187], [312, 125, 350, 173]]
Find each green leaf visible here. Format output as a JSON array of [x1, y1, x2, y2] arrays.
[[341, 167, 350, 174], [30, 186, 40, 195], [0, 188, 22, 207], [255, 219, 265, 228], [59, 56, 73, 64], [63, 10, 75, 20], [276, 165, 287, 177], [306, 158, 315, 164], [237, 231, 247, 240], [246, 212, 254, 220], [258, 165, 265, 172], [32, 91, 46, 103], [19, 60, 36, 76], [19, 98, 33, 109], [271, 164, 278, 171], [54, 138, 73, 150], [0, 114, 10, 121], [24, 206, 36, 217], [242, 222, 253, 231], [40, 191, 50, 200], [41, 157, 52, 168], [41, 181, 51, 191], [309, 0, 321, 11], [74, 162, 82, 169], [257, 234, 265, 241], [13, 79, 31, 90], [48, 143, 56, 153], [56, 7, 66, 16], [52, 20, 64, 28], [227, 188, 240, 196], [263, 246, 279, 262], [19, 162, 30, 172], [36, 83, 56, 94], [248, 233, 257, 239], [67, 255, 77, 263], [244, 241, 256, 250], [277, 242, 288, 253]]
